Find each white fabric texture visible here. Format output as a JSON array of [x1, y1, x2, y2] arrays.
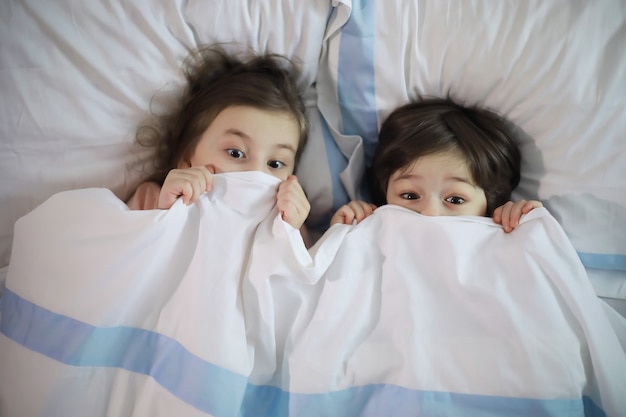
[[0, 172, 309, 416], [1, 172, 624, 417], [285, 207, 626, 417]]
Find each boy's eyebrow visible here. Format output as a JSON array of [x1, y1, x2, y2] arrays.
[[225, 128, 297, 154], [394, 173, 475, 185], [449, 176, 475, 185]]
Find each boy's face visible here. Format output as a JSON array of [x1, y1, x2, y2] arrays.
[[386, 150, 487, 217], [181, 105, 300, 181]]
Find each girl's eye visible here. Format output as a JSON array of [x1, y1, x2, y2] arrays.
[[446, 196, 466, 205], [267, 160, 285, 169], [227, 149, 245, 159], [400, 192, 418, 200]]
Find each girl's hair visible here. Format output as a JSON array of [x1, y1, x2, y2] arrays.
[[370, 97, 521, 216], [138, 44, 308, 185]]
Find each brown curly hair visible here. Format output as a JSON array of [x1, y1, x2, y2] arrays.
[[137, 44, 308, 185]]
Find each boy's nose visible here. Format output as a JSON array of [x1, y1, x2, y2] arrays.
[[419, 199, 441, 216]]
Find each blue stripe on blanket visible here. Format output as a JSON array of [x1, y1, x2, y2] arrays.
[[0, 289, 247, 416], [0, 289, 606, 417], [243, 384, 606, 417], [578, 252, 626, 271], [337, 0, 378, 165]]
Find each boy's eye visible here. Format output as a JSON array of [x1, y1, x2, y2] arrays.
[[227, 149, 245, 159], [400, 192, 418, 200], [446, 196, 466, 205], [267, 160, 285, 169]]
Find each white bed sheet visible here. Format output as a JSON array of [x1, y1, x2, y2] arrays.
[[1, 172, 624, 417]]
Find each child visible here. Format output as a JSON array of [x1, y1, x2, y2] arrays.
[[331, 97, 542, 232], [127, 45, 311, 233]]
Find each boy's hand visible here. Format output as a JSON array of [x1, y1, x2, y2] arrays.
[[158, 166, 214, 209], [277, 175, 310, 229], [492, 199, 543, 233], [330, 200, 377, 225]]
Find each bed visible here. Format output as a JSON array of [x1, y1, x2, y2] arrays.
[[1, 1, 625, 416]]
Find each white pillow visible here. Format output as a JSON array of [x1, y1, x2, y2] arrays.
[[315, 0, 626, 301], [184, 0, 330, 90]]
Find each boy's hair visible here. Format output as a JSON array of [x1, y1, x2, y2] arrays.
[[370, 97, 521, 216], [138, 44, 308, 184]]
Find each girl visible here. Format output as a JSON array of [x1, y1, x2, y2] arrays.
[[127, 45, 311, 232], [331, 98, 543, 232]]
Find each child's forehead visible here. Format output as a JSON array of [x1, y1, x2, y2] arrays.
[[213, 106, 301, 149], [390, 149, 478, 184], [401, 148, 469, 171]]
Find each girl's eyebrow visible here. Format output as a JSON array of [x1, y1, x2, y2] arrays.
[[275, 143, 298, 154], [225, 128, 297, 154], [224, 128, 250, 140]]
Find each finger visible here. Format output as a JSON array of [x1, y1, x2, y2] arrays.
[[277, 195, 311, 231], [492, 205, 503, 224], [278, 177, 305, 201], [277, 175, 295, 195], [159, 189, 180, 209], [179, 168, 211, 205], [522, 199, 543, 214], [177, 170, 203, 205], [199, 165, 215, 191], [499, 201, 514, 232], [277, 183, 304, 208], [347, 201, 368, 222], [182, 180, 198, 205], [278, 175, 303, 199], [353, 201, 377, 222], [281, 206, 309, 229], [364, 202, 376, 216], [509, 200, 526, 229], [159, 171, 191, 208], [190, 179, 206, 204], [338, 206, 355, 225], [278, 178, 310, 214], [330, 212, 343, 226], [330, 207, 349, 226]]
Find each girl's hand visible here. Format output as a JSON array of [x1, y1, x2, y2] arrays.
[[158, 166, 214, 209], [492, 199, 543, 233], [330, 200, 377, 225], [277, 175, 310, 229]]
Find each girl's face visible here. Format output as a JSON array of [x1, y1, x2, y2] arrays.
[[181, 106, 301, 181], [386, 149, 487, 217]]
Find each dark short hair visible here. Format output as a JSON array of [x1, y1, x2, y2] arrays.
[[370, 97, 521, 216], [138, 44, 308, 184]]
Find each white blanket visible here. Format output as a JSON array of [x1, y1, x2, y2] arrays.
[[1, 172, 624, 417]]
